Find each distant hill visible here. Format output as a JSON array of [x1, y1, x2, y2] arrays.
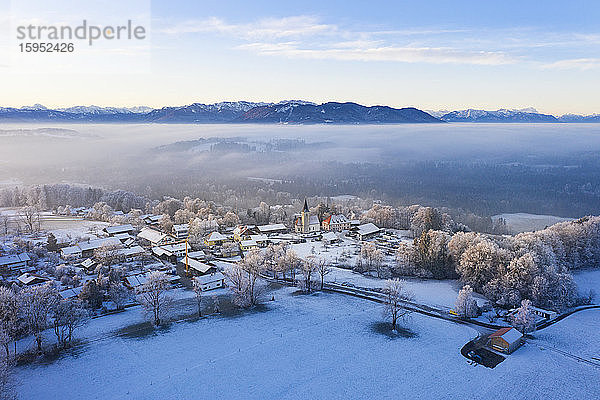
[[0, 101, 441, 124], [236, 102, 441, 124], [1, 102, 599, 124]]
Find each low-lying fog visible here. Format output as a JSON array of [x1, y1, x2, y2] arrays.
[[1, 123, 600, 217]]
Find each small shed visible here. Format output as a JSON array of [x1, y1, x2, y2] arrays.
[[488, 327, 523, 354]]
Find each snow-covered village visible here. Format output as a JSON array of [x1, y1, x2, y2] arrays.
[[2, 1, 600, 399], [0, 182, 598, 399]]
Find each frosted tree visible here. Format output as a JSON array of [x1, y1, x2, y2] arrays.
[[0, 288, 18, 359], [20, 284, 59, 352], [108, 283, 131, 310], [298, 257, 318, 293], [225, 250, 265, 308], [455, 285, 478, 318], [511, 299, 537, 334], [52, 300, 89, 348], [357, 243, 384, 277], [19, 206, 41, 233], [137, 271, 173, 326], [383, 279, 413, 331], [0, 358, 16, 400]]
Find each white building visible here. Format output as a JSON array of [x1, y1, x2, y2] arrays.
[[137, 227, 175, 247], [195, 272, 226, 291], [172, 224, 189, 240]]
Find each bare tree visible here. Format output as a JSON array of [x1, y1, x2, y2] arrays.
[[137, 271, 172, 326], [383, 279, 413, 331], [298, 257, 318, 293], [94, 244, 124, 267], [225, 251, 265, 308], [52, 300, 89, 348], [19, 206, 41, 233], [316, 258, 331, 290]]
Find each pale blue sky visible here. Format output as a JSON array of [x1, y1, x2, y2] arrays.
[[1, 0, 599, 114]]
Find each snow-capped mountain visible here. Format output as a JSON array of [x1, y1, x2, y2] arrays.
[[59, 106, 153, 114], [440, 108, 558, 122]]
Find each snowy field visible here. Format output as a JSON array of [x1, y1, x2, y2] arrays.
[[16, 287, 600, 400], [325, 266, 487, 309], [492, 213, 573, 234], [573, 270, 600, 299]]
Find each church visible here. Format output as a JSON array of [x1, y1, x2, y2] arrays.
[[294, 198, 321, 234]]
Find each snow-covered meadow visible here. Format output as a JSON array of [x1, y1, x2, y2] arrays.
[[16, 287, 600, 400]]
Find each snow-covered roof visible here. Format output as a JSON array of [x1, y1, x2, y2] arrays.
[[489, 327, 523, 344], [240, 239, 258, 247], [309, 215, 320, 225], [105, 224, 134, 235], [17, 273, 49, 285], [61, 246, 82, 256], [186, 259, 213, 274], [0, 253, 31, 267], [78, 237, 121, 252], [80, 258, 96, 269], [250, 234, 268, 242], [59, 286, 83, 299], [114, 233, 133, 240], [118, 246, 145, 257], [357, 223, 380, 236], [187, 250, 206, 259], [195, 272, 225, 285], [206, 231, 227, 242], [327, 214, 349, 225], [138, 228, 168, 244], [173, 224, 189, 232], [257, 223, 287, 233], [322, 232, 338, 241], [125, 274, 148, 288]]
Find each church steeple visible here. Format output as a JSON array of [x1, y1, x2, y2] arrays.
[[302, 198, 309, 213]]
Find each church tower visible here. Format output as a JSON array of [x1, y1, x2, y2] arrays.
[[301, 198, 309, 233]]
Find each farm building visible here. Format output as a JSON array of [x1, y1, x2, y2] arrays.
[[240, 239, 258, 251], [104, 224, 135, 236], [257, 224, 287, 235], [183, 259, 217, 275], [17, 273, 50, 286], [322, 232, 341, 245], [487, 327, 523, 354], [61, 237, 122, 259], [233, 225, 259, 242], [355, 223, 381, 241], [194, 272, 226, 291]]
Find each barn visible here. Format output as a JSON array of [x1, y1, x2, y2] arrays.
[[487, 327, 523, 354]]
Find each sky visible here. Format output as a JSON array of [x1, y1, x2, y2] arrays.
[[0, 0, 599, 115]]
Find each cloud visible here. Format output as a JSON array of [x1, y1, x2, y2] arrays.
[[542, 58, 600, 70], [159, 16, 335, 39], [237, 42, 513, 65]]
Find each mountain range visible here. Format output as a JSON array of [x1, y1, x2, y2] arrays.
[[0, 102, 598, 124]]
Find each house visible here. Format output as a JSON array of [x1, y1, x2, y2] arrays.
[[257, 223, 287, 235], [77, 237, 122, 258], [205, 231, 227, 246], [194, 272, 226, 291], [0, 253, 31, 272], [137, 227, 175, 247], [187, 250, 207, 260], [322, 231, 341, 245], [117, 245, 146, 260], [172, 224, 189, 240], [249, 234, 269, 247], [61, 237, 122, 259], [355, 223, 381, 241], [233, 225, 259, 242], [487, 327, 523, 354], [104, 224, 135, 236], [17, 273, 50, 286], [294, 199, 321, 234], [240, 239, 258, 251], [142, 214, 162, 226], [79, 258, 98, 273], [153, 242, 187, 262], [321, 214, 351, 231]]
